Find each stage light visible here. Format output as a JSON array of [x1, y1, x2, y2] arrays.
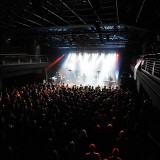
[[57, 52, 120, 86], [45, 54, 64, 72], [115, 70, 119, 80]]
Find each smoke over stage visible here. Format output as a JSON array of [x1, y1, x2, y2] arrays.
[[49, 52, 120, 88]]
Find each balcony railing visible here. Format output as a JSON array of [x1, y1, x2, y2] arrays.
[[0, 54, 52, 65], [133, 53, 160, 80]]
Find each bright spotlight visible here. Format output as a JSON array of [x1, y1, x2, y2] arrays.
[[57, 52, 120, 87]]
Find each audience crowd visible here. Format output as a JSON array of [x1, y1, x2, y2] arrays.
[[0, 82, 157, 160]]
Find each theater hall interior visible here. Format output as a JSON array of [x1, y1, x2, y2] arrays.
[[0, 0, 160, 160]]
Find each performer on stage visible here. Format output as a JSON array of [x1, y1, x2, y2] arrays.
[[56, 72, 62, 84], [108, 75, 113, 82], [108, 75, 113, 88]]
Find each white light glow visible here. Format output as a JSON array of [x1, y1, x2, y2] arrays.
[[58, 52, 120, 87]]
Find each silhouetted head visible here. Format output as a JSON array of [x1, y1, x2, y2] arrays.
[[119, 130, 125, 138], [79, 129, 88, 138], [107, 123, 113, 131], [112, 148, 120, 157], [95, 124, 101, 133], [67, 141, 76, 151], [89, 143, 96, 153]]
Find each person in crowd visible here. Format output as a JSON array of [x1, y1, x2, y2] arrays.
[[104, 148, 122, 160], [114, 130, 130, 160], [0, 81, 157, 160], [77, 129, 90, 159], [84, 143, 101, 160], [63, 140, 77, 160]]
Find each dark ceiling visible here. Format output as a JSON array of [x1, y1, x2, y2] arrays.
[[0, 0, 160, 50]]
